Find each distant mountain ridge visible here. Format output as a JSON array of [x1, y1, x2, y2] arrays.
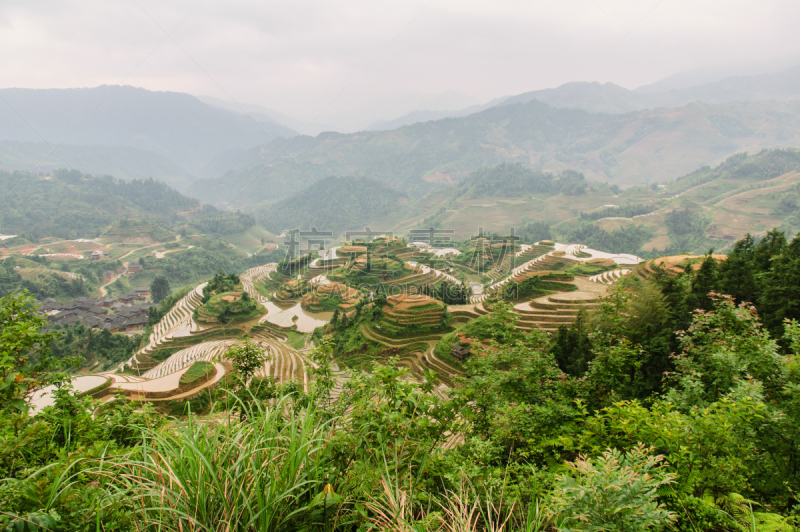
[[344, 64, 800, 132], [0, 140, 194, 190], [2, 63, 800, 199], [496, 64, 800, 114], [0, 86, 296, 178]]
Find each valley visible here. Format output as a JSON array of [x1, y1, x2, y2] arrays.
[[4, 34, 800, 528]]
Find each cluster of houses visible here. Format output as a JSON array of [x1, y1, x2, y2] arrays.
[[41, 286, 153, 333]]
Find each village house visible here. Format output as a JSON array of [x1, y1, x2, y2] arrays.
[[127, 261, 142, 273], [85, 306, 108, 316], [97, 297, 116, 308], [103, 315, 148, 333], [90, 250, 109, 261], [73, 297, 95, 310], [115, 305, 150, 320], [134, 286, 150, 299], [118, 292, 137, 304]]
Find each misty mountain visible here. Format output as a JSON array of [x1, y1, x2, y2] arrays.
[[657, 65, 800, 105], [362, 64, 800, 134], [636, 56, 800, 94], [497, 82, 648, 114], [496, 65, 800, 115], [0, 86, 296, 176], [188, 97, 800, 207], [195, 95, 324, 135], [0, 141, 194, 190], [366, 100, 498, 131]]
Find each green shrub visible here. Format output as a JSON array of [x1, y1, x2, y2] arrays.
[[551, 444, 676, 532]]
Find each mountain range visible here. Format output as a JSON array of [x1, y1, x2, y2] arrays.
[[189, 98, 800, 207], [0, 64, 799, 200], [0, 85, 296, 187]]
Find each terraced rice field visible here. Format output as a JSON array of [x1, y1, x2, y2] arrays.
[[472, 252, 576, 303], [143, 340, 233, 379], [120, 330, 313, 396], [354, 294, 465, 381], [589, 269, 632, 284], [381, 294, 445, 328], [253, 335, 313, 392], [404, 261, 460, 284], [632, 254, 726, 279], [307, 281, 361, 309], [240, 263, 276, 305], [131, 283, 207, 363], [512, 291, 600, 333]]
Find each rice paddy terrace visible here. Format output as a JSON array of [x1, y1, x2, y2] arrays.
[[304, 279, 362, 311], [512, 290, 601, 333], [452, 241, 644, 334], [632, 254, 727, 279], [359, 294, 464, 385], [30, 240, 646, 412], [26, 263, 324, 410]]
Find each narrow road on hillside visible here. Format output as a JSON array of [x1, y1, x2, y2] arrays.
[[97, 270, 125, 297]]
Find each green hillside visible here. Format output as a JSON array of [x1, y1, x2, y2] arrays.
[[0, 169, 198, 239], [257, 175, 406, 234], [380, 149, 800, 256], [189, 99, 800, 207], [454, 163, 588, 198], [0, 168, 270, 243], [560, 149, 800, 254]]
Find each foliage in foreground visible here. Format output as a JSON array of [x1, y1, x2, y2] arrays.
[[4, 225, 800, 530]]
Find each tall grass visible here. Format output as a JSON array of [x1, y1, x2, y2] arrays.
[[100, 394, 338, 531], [7, 378, 553, 531]]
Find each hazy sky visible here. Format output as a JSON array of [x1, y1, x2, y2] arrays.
[[1, 0, 798, 122]]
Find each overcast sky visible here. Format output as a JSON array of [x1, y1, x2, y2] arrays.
[[1, 0, 798, 123]]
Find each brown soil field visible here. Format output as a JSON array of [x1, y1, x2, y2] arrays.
[[516, 270, 573, 281], [387, 294, 443, 312], [339, 246, 367, 254], [706, 211, 776, 241], [642, 234, 671, 252], [587, 258, 615, 266], [649, 254, 727, 275]]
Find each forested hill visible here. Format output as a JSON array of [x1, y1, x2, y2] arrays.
[[189, 98, 800, 207], [454, 163, 589, 198], [256, 176, 406, 234], [666, 149, 800, 195], [0, 169, 199, 239]]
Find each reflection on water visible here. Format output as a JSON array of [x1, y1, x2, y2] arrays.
[[262, 301, 331, 333], [30, 375, 108, 412]]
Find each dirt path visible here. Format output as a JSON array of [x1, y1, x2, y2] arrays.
[[117, 242, 162, 261], [97, 270, 126, 297]]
